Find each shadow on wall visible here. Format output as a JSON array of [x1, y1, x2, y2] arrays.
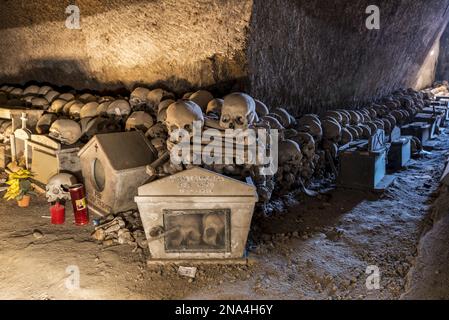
[[437, 23, 449, 81], [0, 58, 246, 98]]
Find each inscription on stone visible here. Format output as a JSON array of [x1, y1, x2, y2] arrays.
[[168, 175, 225, 194]]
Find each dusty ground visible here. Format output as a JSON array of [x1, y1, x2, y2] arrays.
[[0, 131, 448, 300]]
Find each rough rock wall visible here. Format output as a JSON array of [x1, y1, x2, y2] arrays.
[[436, 24, 449, 81], [247, 0, 449, 114], [1, 0, 448, 113], [0, 0, 252, 93]]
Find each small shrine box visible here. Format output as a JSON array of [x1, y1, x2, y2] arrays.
[[135, 167, 258, 262], [78, 131, 157, 216]]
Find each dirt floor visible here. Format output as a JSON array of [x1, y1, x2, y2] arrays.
[[0, 131, 448, 300]]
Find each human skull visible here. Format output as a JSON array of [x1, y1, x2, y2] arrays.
[[145, 123, 168, 139], [48, 99, 68, 113], [44, 90, 60, 103], [38, 86, 53, 96], [346, 126, 360, 140], [125, 111, 154, 132], [130, 87, 150, 109], [81, 117, 121, 139], [31, 97, 50, 109], [220, 92, 256, 129], [49, 119, 82, 145], [23, 85, 40, 96], [157, 99, 175, 123], [206, 98, 223, 117], [322, 119, 342, 142], [147, 89, 174, 111], [167, 215, 202, 248], [272, 108, 293, 128], [297, 115, 323, 142], [189, 90, 214, 112], [46, 173, 77, 203], [36, 113, 58, 134], [80, 102, 99, 119], [255, 99, 269, 118], [291, 132, 315, 160], [78, 93, 97, 103], [340, 127, 353, 145], [202, 213, 225, 247], [97, 100, 113, 116], [10, 88, 23, 96], [262, 115, 284, 130], [58, 93, 75, 101], [279, 139, 303, 167], [165, 100, 204, 136], [106, 99, 131, 118]]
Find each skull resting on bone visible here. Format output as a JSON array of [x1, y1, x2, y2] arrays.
[[220, 93, 256, 130], [165, 100, 204, 138]]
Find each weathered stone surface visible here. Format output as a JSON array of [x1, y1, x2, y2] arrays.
[[0, 0, 448, 113], [247, 0, 449, 114], [0, 0, 251, 93]]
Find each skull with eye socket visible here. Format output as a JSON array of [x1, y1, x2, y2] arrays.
[[165, 100, 204, 143], [220, 93, 256, 130]]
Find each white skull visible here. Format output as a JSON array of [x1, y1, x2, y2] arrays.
[[38, 86, 53, 96], [206, 98, 223, 117], [46, 173, 77, 203], [10, 88, 23, 96], [167, 215, 202, 248], [125, 111, 154, 132], [202, 213, 225, 247], [58, 93, 75, 101], [48, 99, 68, 113], [69, 101, 83, 119], [147, 89, 174, 111], [31, 97, 50, 109], [130, 87, 150, 109], [23, 85, 40, 96], [106, 99, 131, 117], [49, 119, 82, 145], [189, 90, 214, 112], [44, 90, 60, 103], [220, 92, 256, 129], [157, 99, 175, 123], [80, 102, 99, 119], [165, 100, 204, 135], [36, 113, 58, 134]]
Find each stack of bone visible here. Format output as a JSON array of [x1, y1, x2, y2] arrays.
[[0, 83, 428, 205], [90, 210, 148, 250]]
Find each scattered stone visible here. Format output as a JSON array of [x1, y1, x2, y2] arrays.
[[33, 229, 43, 239]]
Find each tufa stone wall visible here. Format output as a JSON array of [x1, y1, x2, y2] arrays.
[[0, 0, 449, 114]]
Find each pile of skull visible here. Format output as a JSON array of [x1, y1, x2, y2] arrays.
[[0, 84, 428, 206]]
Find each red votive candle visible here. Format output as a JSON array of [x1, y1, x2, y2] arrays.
[[69, 184, 89, 226], [50, 202, 65, 225]]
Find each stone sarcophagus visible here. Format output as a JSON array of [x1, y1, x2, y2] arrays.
[[135, 167, 258, 262], [78, 131, 157, 216]]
